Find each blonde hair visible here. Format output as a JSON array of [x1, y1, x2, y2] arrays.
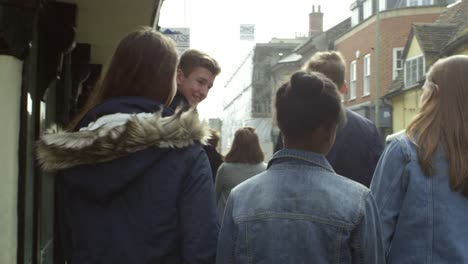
[[406, 55, 468, 196], [302, 51, 346, 88]]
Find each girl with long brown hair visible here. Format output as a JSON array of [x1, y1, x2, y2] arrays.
[[215, 127, 266, 219], [37, 27, 218, 263], [371, 55, 468, 263]]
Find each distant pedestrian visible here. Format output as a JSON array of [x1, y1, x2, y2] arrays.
[[205, 129, 224, 182], [371, 55, 468, 263], [215, 127, 266, 220], [37, 27, 218, 263], [217, 71, 385, 263]]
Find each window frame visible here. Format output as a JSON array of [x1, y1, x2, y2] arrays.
[[379, 0, 386, 11], [363, 0, 373, 20], [351, 8, 360, 26], [404, 55, 425, 88], [406, 0, 434, 7], [350, 60, 357, 100], [363, 54, 371, 96], [392, 47, 404, 80]]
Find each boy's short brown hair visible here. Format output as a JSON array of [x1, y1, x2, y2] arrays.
[[302, 51, 346, 88], [179, 49, 221, 77]]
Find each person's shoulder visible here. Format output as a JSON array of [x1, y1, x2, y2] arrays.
[[345, 108, 375, 127], [330, 172, 370, 196], [230, 170, 268, 195], [385, 130, 406, 145], [343, 109, 380, 142], [310, 172, 372, 225], [384, 132, 417, 162], [170, 143, 207, 163], [332, 173, 375, 218]]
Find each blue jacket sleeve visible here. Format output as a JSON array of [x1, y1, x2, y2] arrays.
[[216, 193, 236, 264], [352, 192, 386, 263], [370, 125, 384, 173], [370, 138, 409, 256], [179, 148, 219, 263]]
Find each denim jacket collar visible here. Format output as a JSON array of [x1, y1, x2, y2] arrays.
[[268, 148, 334, 173]]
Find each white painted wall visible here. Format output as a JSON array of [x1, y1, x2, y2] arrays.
[[222, 92, 273, 160], [248, 118, 273, 160], [222, 85, 252, 155], [0, 55, 23, 264], [221, 49, 274, 160], [61, 0, 155, 69]]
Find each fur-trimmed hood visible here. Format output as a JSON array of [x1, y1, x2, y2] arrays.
[[37, 107, 210, 172]]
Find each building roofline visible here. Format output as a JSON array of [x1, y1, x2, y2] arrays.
[[335, 6, 446, 44]]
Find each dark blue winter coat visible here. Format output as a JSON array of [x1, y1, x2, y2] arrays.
[[326, 109, 383, 187], [37, 97, 219, 263]]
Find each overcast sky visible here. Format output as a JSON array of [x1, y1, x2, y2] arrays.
[[159, 0, 353, 119]]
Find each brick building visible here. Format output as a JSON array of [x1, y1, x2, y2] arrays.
[[385, 0, 468, 133], [336, 0, 454, 136]]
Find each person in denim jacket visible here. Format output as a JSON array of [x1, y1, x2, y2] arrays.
[[274, 51, 383, 187], [371, 55, 468, 263], [217, 71, 385, 263]]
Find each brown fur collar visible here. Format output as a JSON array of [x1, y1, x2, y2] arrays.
[[37, 108, 210, 172]]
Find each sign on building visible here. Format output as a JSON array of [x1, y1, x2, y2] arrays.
[[160, 27, 190, 55], [240, 24, 255, 41]]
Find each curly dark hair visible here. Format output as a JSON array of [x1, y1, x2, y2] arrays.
[[275, 71, 346, 140]]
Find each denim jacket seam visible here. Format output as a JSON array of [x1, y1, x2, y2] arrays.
[[334, 226, 344, 264], [268, 165, 331, 175], [268, 164, 336, 174], [378, 139, 410, 214], [230, 192, 237, 264], [379, 171, 405, 215], [353, 192, 367, 264], [269, 154, 334, 173], [245, 222, 252, 264], [351, 191, 367, 226], [427, 171, 434, 263], [397, 135, 415, 162], [235, 212, 354, 230]]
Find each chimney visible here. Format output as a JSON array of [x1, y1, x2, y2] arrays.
[[309, 4, 323, 37]]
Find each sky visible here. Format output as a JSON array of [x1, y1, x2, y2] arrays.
[[159, 0, 353, 119]]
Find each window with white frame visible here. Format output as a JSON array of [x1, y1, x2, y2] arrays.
[[404, 56, 425, 87], [351, 8, 359, 26], [406, 0, 433, 6], [392, 47, 404, 80], [350, 61, 357, 99], [363, 54, 371, 96], [379, 0, 386, 11], [363, 0, 373, 20]]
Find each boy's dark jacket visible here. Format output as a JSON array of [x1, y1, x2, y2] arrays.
[[37, 96, 219, 263], [274, 109, 383, 187], [170, 92, 222, 182]]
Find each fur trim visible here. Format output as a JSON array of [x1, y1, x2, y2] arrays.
[[37, 108, 210, 172]]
